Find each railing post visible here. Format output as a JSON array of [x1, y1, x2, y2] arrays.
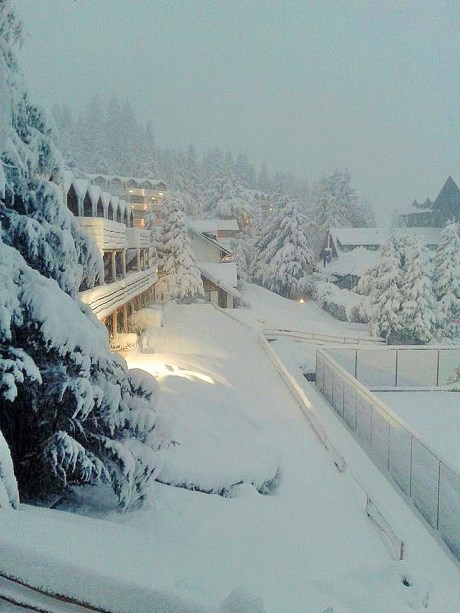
[[436, 461, 441, 530], [395, 349, 398, 387], [436, 350, 440, 387]]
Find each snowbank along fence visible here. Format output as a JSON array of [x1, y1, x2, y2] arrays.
[[258, 334, 405, 561], [316, 347, 460, 561]]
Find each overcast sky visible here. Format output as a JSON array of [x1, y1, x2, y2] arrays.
[[14, 0, 460, 222]]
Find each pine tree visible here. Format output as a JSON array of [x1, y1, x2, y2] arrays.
[[367, 236, 403, 341], [156, 192, 204, 303], [204, 165, 252, 227], [309, 169, 370, 256], [432, 220, 460, 338], [253, 191, 314, 298], [0, 2, 167, 509], [399, 234, 436, 343]]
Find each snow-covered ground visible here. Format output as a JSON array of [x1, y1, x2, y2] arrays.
[[1, 286, 459, 612]]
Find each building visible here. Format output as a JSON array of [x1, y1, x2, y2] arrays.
[[189, 224, 240, 308], [86, 174, 167, 228], [399, 176, 460, 227], [62, 173, 157, 343], [322, 227, 442, 289]]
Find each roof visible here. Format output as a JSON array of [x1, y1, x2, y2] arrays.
[[188, 219, 240, 233], [198, 262, 241, 298], [190, 228, 233, 256], [432, 176, 460, 211], [86, 174, 166, 189], [329, 227, 442, 248], [319, 247, 380, 277]]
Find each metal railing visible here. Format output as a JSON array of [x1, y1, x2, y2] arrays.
[[263, 328, 385, 346], [326, 346, 460, 388], [316, 348, 460, 561]]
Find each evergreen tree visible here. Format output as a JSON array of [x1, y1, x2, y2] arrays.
[[156, 192, 204, 303], [0, 2, 167, 509], [432, 220, 460, 338], [309, 169, 371, 256], [367, 236, 403, 341], [399, 234, 436, 343], [253, 191, 314, 298], [204, 165, 252, 227]]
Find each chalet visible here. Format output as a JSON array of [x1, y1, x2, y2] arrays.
[[325, 227, 441, 258], [189, 227, 240, 308], [322, 227, 442, 289], [399, 176, 460, 227]]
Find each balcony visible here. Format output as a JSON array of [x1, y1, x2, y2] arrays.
[[77, 218, 127, 251], [79, 268, 158, 320], [126, 227, 150, 249]]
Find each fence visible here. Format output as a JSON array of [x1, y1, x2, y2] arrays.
[[316, 348, 460, 561], [325, 346, 460, 388], [262, 328, 385, 346]]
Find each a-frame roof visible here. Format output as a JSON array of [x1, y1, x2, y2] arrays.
[[432, 176, 460, 212]]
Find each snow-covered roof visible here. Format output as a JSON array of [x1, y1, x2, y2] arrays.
[[329, 227, 442, 248], [198, 262, 240, 298], [188, 219, 240, 233], [87, 185, 101, 206], [100, 192, 111, 207], [190, 229, 233, 256], [73, 179, 90, 199], [320, 247, 380, 277], [398, 207, 432, 216], [86, 174, 166, 189]]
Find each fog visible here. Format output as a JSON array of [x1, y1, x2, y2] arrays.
[[14, 0, 460, 222]]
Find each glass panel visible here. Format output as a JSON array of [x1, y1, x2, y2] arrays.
[[438, 350, 460, 386], [388, 419, 412, 496], [438, 464, 460, 560], [411, 439, 440, 529], [333, 372, 344, 418], [343, 382, 357, 431], [316, 354, 324, 392], [324, 363, 333, 404], [397, 350, 437, 387], [356, 349, 396, 387], [327, 349, 356, 377], [355, 393, 372, 449], [370, 406, 390, 471]]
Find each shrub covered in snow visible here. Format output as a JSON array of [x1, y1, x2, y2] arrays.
[[315, 282, 365, 323]]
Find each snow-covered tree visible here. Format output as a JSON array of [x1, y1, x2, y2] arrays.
[[367, 236, 404, 341], [156, 192, 204, 303], [432, 220, 460, 338], [309, 169, 371, 256], [252, 191, 314, 298], [204, 165, 252, 227], [0, 1, 167, 509], [399, 235, 436, 343]]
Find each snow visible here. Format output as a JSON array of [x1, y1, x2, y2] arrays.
[[198, 262, 240, 296], [188, 219, 240, 234], [320, 246, 379, 277], [2, 290, 460, 611], [329, 227, 442, 249], [375, 391, 460, 474]]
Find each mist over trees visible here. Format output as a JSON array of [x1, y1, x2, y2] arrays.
[[52, 97, 374, 253]]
